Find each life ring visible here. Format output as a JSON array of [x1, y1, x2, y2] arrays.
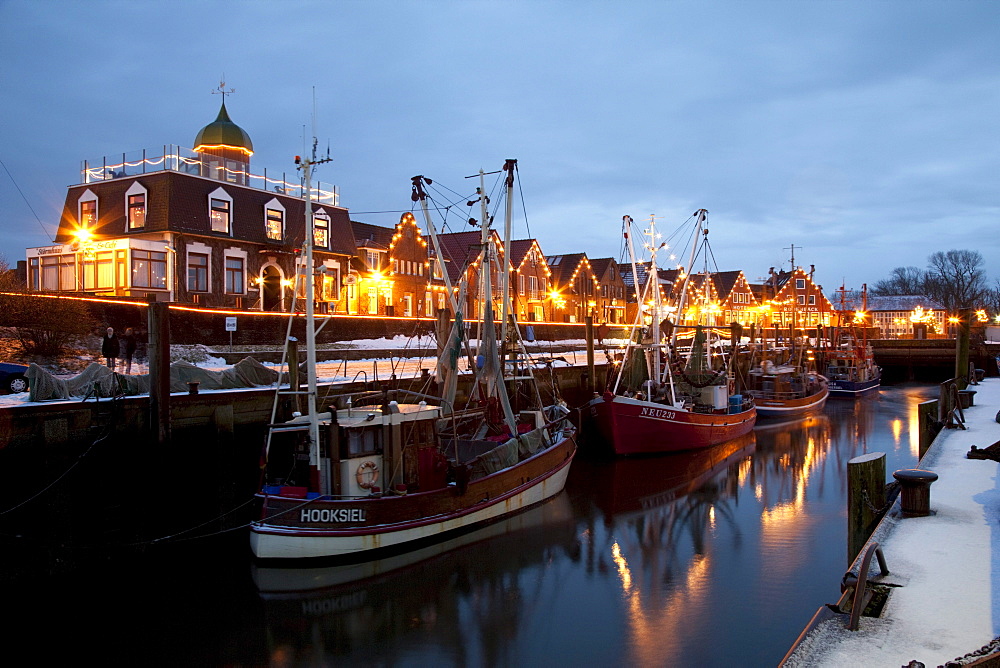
[[356, 461, 379, 489]]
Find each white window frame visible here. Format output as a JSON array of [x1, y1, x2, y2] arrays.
[[264, 198, 285, 241], [186, 242, 212, 293], [223, 248, 248, 294], [208, 187, 233, 235], [125, 182, 148, 230], [313, 209, 330, 249], [79, 189, 99, 230]]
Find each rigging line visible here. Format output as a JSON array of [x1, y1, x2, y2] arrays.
[[353, 206, 455, 215], [0, 157, 53, 242]]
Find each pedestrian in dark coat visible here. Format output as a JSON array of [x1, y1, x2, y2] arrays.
[[101, 327, 119, 369], [120, 327, 137, 374]]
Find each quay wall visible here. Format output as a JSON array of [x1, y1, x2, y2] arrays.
[[0, 363, 603, 451]]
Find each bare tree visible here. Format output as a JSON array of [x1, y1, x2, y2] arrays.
[[870, 266, 926, 296], [0, 256, 95, 356], [923, 249, 987, 312]]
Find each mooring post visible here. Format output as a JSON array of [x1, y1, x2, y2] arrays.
[[917, 399, 939, 458], [148, 301, 171, 445], [585, 316, 595, 394], [955, 306, 971, 390], [848, 452, 886, 565]]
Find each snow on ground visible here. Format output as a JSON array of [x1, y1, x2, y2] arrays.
[[784, 379, 1000, 667]]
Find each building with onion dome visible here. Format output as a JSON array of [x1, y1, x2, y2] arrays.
[[26, 95, 358, 312]]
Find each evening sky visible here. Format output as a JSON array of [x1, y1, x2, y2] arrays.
[[1, 0, 997, 293]]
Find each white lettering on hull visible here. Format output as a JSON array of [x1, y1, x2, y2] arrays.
[[638, 406, 677, 421], [300, 508, 367, 523]]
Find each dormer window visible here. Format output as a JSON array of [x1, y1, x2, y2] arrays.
[[265, 208, 283, 240], [208, 187, 233, 234], [128, 194, 145, 228], [80, 198, 97, 228], [264, 198, 285, 241], [314, 211, 329, 249], [125, 182, 147, 230]]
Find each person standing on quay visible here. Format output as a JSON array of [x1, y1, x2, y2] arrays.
[[102, 327, 119, 369], [120, 327, 137, 374]]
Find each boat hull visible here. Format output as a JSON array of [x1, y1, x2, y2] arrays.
[[250, 435, 576, 561], [828, 376, 881, 397], [586, 394, 757, 456], [753, 387, 829, 418]]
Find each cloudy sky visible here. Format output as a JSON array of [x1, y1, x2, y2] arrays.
[[1, 0, 997, 293]]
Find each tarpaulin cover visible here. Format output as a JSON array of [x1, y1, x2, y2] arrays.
[[25, 357, 285, 402]]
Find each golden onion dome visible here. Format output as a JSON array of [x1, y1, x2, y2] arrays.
[[193, 101, 253, 155]]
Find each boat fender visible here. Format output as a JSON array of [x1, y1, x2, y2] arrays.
[[356, 461, 380, 489]]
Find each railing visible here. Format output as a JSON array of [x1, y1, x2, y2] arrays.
[[81, 145, 339, 205]]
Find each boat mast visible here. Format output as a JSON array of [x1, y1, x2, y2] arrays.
[[500, 159, 516, 344], [411, 176, 459, 314], [298, 140, 329, 494], [644, 215, 663, 390]]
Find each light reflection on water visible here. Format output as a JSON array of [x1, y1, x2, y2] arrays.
[[242, 384, 935, 667], [3, 384, 938, 666]]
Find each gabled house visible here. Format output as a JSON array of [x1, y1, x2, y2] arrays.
[[713, 270, 760, 326], [507, 239, 551, 322], [28, 98, 356, 312], [438, 229, 505, 319], [547, 253, 599, 323], [351, 213, 444, 317], [589, 257, 627, 324], [751, 266, 834, 330]]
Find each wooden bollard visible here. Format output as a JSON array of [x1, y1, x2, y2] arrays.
[[848, 452, 886, 565], [892, 469, 938, 517]]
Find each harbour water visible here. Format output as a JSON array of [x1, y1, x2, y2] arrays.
[[4, 383, 935, 666]]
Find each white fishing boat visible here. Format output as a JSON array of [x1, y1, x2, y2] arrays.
[[250, 157, 576, 561]]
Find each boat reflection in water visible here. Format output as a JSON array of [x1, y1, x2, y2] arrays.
[[252, 492, 578, 666]]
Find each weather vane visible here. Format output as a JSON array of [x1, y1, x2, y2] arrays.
[[212, 76, 235, 101]]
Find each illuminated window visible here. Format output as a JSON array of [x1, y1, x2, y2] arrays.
[[80, 199, 97, 228], [211, 198, 230, 233], [132, 249, 167, 289], [41, 256, 58, 290], [225, 257, 245, 294], [314, 213, 329, 248], [83, 250, 114, 290], [367, 251, 380, 270], [128, 194, 146, 229], [188, 253, 209, 292], [265, 208, 283, 240]]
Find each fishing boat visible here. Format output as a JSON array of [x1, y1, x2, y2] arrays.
[[824, 285, 881, 397], [586, 210, 756, 456], [744, 358, 829, 418], [250, 158, 576, 561]]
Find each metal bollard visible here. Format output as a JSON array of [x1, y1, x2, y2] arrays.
[[892, 469, 938, 517]]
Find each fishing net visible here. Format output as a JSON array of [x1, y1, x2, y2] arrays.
[[25, 357, 285, 401]]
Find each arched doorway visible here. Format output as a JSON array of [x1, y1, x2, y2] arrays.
[[261, 265, 282, 311]]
